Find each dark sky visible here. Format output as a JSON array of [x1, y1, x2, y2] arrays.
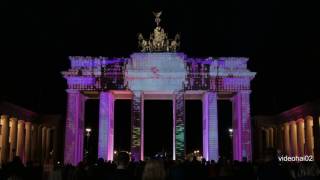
[[1, 0, 320, 116]]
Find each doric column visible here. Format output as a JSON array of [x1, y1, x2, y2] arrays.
[[0, 115, 9, 164], [98, 91, 115, 161], [64, 89, 85, 165], [31, 124, 38, 162], [37, 125, 43, 162], [9, 117, 18, 161], [289, 121, 298, 156], [202, 92, 219, 161], [305, 116, 314, 156], [45, 128, 51, 161], [283, 123, 290, 155], [131, 91, 144, 161], [296, 119, 305, 156], [258, 127, 263, 159], [313, 115, 320, 160], [42, 126, 47, 162], [52, 127, 58, 164], [265, 128, 270, 149], [16, 120, 25, 160], [232, 90, 252, 161], [269, 128, 274, 148], [24, 122, 32, 163]]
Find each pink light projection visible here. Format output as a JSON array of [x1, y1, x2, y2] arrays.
[[62, 53, 256, 163], [232, 90, 252, 161], [64, 90, 85, 165], [98, 92, 115, 161]]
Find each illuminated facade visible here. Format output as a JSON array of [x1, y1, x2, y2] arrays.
[[62, 13, 256, 165]]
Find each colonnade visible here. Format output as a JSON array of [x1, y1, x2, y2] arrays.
[[0, 115, 57, 166], [259, 115, 320, 158], [64, 89, 252, 165]]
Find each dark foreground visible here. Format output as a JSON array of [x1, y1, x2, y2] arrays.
[[0, 156, 320, 180]]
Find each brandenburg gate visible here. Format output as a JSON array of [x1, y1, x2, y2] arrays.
[[62, 12, 256, 165]]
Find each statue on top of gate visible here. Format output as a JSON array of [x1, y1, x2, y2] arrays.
[[138, 11, 180, 52]]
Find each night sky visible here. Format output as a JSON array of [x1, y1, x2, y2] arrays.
[[1, 1, 320, 156]]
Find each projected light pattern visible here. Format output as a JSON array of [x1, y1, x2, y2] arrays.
[[64, 90, 85, 165], [202, 92, 219, 161], [232, 90, 251, 161], [62, 52, 256, 163], [131, 91, 143, 161], [98, 92, 114, 161], [174, 89, 185, 160]]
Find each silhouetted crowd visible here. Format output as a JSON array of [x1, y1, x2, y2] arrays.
[[1, 152, 320, 180]]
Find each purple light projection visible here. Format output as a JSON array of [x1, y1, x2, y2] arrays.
[[232, 90, 252, 161], [202, 92, 219, 161], [62, 53, 256, 162], [64, 90, 85, 165], [98, 92, 115, 161]]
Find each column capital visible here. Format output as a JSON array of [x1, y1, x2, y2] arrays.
[[289, 121, 297, 125], [0, 115, 8, 119], [296, 118, 304, 124], [305, 115, 313, 121], [17, 120, 25, 124], [25, 121, 32, 125], [9, 117, 18, 121], [283, 122, 290, 126]]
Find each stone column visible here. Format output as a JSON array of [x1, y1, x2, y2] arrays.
[[31, 124, 38, 162], [269, 128, 274, 148], [52, 127, 58, 164], [172, 94, 176, 160], [9, 117, 18, 161], [16, 120, 25, 161], [284, 123, 290, 155], [202, 92, 219, 161], [42, 126, 47, 162], [232, 90, 252, 161], [289, 121, 298, 156], [131, 91, 144, 161], [265, 128, 270, 149], [45, 128, 51, 161], [64, 89, 85, 165], [37, 125, 43, 162], [0, 115, 9, 164], [305, 116, 314, 156], [173, 90, 185, 161], [297, 119, 305, 156], [313, 115, 320, 160], [24, 122, 32, 163], [98, 91, 115, 161], [258, 127, 263, 159]]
